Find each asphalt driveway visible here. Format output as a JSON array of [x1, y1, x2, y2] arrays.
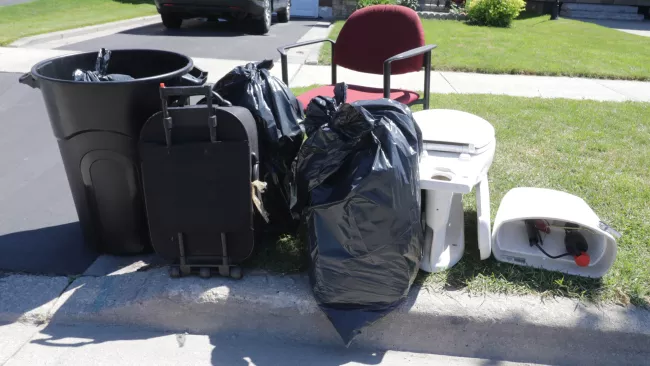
[[60, 18, 317, 61], [0, 72, 98, 275]]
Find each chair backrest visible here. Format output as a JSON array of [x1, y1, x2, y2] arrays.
[[334, 5, 426, 75]]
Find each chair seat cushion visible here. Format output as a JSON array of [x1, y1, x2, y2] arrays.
[[297, 85, 420, 110]]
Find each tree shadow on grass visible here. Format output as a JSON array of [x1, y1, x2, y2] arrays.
[[516, 11, 549, 21]]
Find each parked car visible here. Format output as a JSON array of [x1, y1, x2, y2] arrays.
[[154, 0, 290, 34]]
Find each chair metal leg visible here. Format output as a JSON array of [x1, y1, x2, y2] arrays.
[[423, 50, 432, 110], [281, 54, 289, 86], [383, 63, 391, 99]]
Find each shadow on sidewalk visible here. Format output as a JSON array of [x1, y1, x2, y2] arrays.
[[208, 334, 387, 366]]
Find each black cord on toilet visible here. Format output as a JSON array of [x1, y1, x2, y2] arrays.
[[525, 220, 590, 266]]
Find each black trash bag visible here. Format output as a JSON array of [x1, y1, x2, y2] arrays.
[[73, 48, 134, 82], [213, 59, 305, 233], [292, 84, 424, 346]]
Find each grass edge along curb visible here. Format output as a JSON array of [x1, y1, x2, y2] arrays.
[[0, 0, 157, 46]]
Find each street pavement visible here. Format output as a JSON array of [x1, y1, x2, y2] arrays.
[[59, 17, 317, 61], [0, 72, 97, 275]]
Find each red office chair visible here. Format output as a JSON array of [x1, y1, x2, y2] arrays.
[[278, 5, 435, 110]]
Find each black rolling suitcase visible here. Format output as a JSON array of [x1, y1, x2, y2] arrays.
[[139, 84, 260, 279]]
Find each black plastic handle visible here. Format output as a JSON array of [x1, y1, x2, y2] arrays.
[[159, 84, 218, 147], [180, 65, 208, 86], [160, 84, 212, 99], [19, 73, 39, 89]]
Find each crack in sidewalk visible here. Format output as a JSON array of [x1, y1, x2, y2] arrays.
[[439, 72, 458, 93]]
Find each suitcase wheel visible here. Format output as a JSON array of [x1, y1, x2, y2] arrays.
[[218, 266, 230, 277], [199, 267, 211, 279], [169, 267, 181, 278], [230, 266, 242, 280]]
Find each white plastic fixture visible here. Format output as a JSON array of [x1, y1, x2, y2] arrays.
[[413, 109, 496, 273], [492, 187, 619, 278]]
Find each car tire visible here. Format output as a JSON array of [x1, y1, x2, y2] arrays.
[[161, 14, 183, 29], [277, 2, 290, 23], [252, 0, 271, 34]]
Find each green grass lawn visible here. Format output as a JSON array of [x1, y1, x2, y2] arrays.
[[255, 91, 650, 308], [0, 0, 157, 46], [320, 16, 650, 81]]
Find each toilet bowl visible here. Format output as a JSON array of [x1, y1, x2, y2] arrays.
[[413, 109, 496, 272]]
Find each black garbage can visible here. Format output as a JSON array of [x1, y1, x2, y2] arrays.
[[20, 49, 207, 255]]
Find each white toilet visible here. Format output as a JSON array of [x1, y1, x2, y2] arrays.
[[413, 109, 496, 272]]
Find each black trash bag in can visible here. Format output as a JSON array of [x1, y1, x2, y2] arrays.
[[292, 84, 424, 345], [213, 60, 304, 233], [73, 48, 134, 82]]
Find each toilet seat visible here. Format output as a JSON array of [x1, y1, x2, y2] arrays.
[[419, 109, 495, 155], [417, 109, 496, 194], [414, 109, 496, 271]]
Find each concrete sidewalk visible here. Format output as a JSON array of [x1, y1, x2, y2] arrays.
[[2, 46, 649, 102]]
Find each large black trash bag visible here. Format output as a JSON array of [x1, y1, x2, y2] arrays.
[[292, 84, 424, 345], [213, 59, 304, 233]]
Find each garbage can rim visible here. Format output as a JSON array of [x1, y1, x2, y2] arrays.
[[30, 49, 194, 85]]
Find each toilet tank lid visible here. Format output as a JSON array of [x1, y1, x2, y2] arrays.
[[414, 109, 495, 151]]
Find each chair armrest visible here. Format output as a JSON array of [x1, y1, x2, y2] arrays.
[[277, 39, 337, 86], [277, 38, 336, 56], [383, 44, 437, 109], [384, 44, 437, 65]]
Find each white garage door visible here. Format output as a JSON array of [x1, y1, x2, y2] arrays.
[[291, 0, 319, 18]]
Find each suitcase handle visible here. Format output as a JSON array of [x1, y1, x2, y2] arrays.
[[159, 84, 218, 147]]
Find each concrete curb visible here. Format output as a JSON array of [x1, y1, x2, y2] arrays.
[[304, 22, 334, 65], [25, 268, 649, 365], [285, 21, 333, 65], [9, 15, 161, 48]]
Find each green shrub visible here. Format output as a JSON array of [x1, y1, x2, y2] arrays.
[[398, 0, 419, 11], [467, 0, 525, 27], [357, 0, 396, 9]]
